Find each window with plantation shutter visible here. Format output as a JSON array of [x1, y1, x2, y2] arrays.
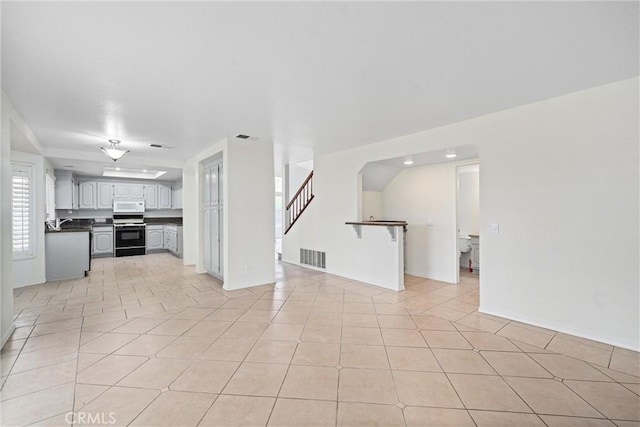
[[45, 171, 56, 220], [12, 163, 34, 259]]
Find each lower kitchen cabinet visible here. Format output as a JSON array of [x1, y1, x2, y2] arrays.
[[91, 226, 114, 256], [46, 231, 91, 281], [146, 225, 165, 251]]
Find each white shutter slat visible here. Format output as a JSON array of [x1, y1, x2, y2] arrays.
[[12, 164, 34, 259]]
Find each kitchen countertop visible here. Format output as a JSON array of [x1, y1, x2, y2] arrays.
[[345, 221, 408, 226]]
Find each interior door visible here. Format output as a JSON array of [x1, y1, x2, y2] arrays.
[[210, 206, 220, 274], [203, 206, 211, 271]]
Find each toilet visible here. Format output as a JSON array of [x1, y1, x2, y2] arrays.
[[458, 235, 471, 257]]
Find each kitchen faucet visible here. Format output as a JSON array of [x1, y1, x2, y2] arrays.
[[55, 218, 73, 230]]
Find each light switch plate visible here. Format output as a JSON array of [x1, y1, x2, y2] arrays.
[[491, 223, 500, 234]]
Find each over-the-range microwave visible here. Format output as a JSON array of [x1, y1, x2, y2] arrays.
[[113, 200, 145, 214]]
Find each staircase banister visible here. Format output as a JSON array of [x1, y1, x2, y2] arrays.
[[286, 171, 314, 210]]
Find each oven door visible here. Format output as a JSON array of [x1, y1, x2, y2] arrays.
[[115, 226, 146, 256]]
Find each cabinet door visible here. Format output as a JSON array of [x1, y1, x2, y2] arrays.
[[79, 182, 97, 209], [144, 185, 158, 209], [172, 187, 182, 209], [203, 207, 211, 270], [113, 183, 129, 199], [97, 183, 113, 209], [158, 185, 172, 209], [73, 181, 79, 210], [146, 228, 163, 250], [129, 184, 144, 199], [93, 232, 113, 255]]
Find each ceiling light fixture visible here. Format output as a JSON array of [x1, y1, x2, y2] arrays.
[[101, 139, 129, 161], [445, 153, 457, 159], [403, 157, 414, 165]]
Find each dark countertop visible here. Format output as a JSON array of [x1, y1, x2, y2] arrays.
[[145, 217, 183, 226], [345, 221, 408, 227]]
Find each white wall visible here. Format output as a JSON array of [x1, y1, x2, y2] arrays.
[[183, 138, 275, 290], [1, 91, 48, 345], [361, 191, 382, 220], [11, 151, 47, 288], [283, 78, 639, 350], [225, 140, 275, 289], [287, 161, 313, 201], [457, 164, 480, 237], [381, 162, 461, 283]]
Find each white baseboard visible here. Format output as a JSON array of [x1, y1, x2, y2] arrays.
[[479, 306, 640, 352]]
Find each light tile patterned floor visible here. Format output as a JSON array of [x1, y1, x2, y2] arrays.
[[1, 253, 639, 426]]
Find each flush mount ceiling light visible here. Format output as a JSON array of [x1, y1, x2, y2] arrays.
[[403, 157, 414, 165], [445, 152, 457, 159], [101, 139, 129, 161]]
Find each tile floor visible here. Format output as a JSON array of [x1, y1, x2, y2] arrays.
[[1, 253, 638, 426]]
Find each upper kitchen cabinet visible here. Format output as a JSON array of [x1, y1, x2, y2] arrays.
[[79, 182, 97, 209], [158, 184, 172, 209], [55, 170, 77, 210], [172, 181, 182, 209], [114, 183, 144, 199], [96, 182, 113, 209], [144, 184, 158, 209]]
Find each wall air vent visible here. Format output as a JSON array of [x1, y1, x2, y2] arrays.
[[300, 249, 326, 269]]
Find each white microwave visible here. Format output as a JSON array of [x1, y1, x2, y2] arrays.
[[113, 200, 145, 214]]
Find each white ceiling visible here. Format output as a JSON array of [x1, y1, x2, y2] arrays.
[[361, 144, 479, 191], [2, 2, 638, 175]]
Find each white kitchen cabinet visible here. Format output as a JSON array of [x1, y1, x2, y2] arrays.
[[202, 156, 223, 278], [79, 182, 97, 209], [164, 225, 182, 257], [129, 183, 144, 199], [96, 182, 113, 209], [55, 170, 76, 210], [158, 184, 172, 209], [144, 184, 158, 209], [73, 181, 79, 210], [114, 183, 144, 199], [146, 225, 164, 251], [172, 184, 182, 209], [113, 183, 129, 199], [92, 226, 113, 256]]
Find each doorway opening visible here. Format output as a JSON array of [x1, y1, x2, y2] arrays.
[[455, 163, 480, 284]]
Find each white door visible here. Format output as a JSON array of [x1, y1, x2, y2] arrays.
[[210, 206, 220, 274], [113, 183, 129, 199], [158, 185, 172, 209], [218, 164, 223, 206], [97, 183, 113, 209], [203, 167, 211, 207], [147, 229, 163, 250], [129, 184, 144, 199], [144, 185, 158, 209], [93, 232, 113, 254], [79, 182, 96, 209], [210, 165, 219, 206], [203, 206, 211, 271]]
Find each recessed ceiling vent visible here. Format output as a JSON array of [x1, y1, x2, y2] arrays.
[[150, 144, 163, 148], [149, 144, 175, 149], [235, 134, 250, 139]]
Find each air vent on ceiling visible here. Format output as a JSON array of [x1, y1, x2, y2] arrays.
[[149, 144, 175, 149], [150, 144, 163, 148], [235, 134, 250, 139], [300, 248, 326, 269]]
